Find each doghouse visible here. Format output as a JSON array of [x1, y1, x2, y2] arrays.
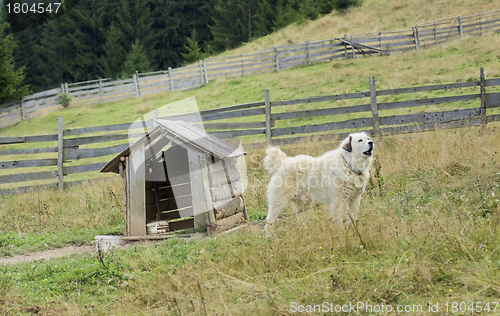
[[101, 119, 248, 239]]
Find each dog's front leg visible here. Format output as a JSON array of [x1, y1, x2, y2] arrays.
[[348, 195, 361, 221], [328, 195, 345, 225]]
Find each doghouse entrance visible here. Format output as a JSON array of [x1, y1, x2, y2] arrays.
[[145, 143, 195, 232]]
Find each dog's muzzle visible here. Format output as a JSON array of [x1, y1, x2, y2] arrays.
[[363, 143, 374, 156]]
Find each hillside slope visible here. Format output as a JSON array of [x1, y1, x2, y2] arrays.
[[0, 0, 499, 138]]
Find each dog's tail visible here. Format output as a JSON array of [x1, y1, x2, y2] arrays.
[[264, 146, 287, 174]]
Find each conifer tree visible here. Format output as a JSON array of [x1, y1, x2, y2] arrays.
[[180, 30, 205, 65], [122, 39, 151, 76], [0, 22, 29, 103]]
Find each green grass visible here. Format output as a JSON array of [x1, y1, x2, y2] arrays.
[[1, 1, 500, 313], [1, 126, 500, 314]]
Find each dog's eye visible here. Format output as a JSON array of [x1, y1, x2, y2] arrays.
[[358, 139, 363, 142]]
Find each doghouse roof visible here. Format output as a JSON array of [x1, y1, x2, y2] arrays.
[[100, 119, 246, 174]]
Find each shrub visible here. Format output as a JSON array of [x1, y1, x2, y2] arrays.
[[59, 93, 71, 108]]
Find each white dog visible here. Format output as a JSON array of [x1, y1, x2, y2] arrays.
[[263, 132, 374, 229]]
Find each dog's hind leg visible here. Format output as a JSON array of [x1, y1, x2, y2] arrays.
[[290, 200, 307, 227]]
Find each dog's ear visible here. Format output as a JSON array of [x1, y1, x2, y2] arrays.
[[342, 136, 352, 152]]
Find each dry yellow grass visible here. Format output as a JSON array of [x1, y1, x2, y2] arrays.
[[226, 0, 500, 55]]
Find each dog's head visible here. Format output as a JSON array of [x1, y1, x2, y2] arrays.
[[341, 132, 374, 160]]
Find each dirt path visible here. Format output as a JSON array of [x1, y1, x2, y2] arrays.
[[0, 246, 95, 265]]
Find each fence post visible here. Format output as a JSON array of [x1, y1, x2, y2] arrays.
[[152, 109, 158, 127], [480, 67, 487, 128], [64, 83, 68, 95], [168, 67, 174, 91], [61, 83, 65, 94], [21, 97, 25, 120], [98, 79, 103, 103], [479, 16, 482, 35], [434, 22, 437, 45], [350, 35, 355, 58], [369, 77, 380, 138], [412, 27, 419, 50], [458, 16, 463, 38], [132, 73, 139, 98], [57, 116, 64, 191], [306, 41, 310, 65], [199, 60, 204, 85], [203, 59, 209, 83], [264, 89, 272, 146], [136, 71, 141, 97], [344, 34, 347, 58], [274, 47, 279, 72]]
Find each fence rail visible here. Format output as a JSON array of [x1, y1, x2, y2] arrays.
[[1, 68, 500, 196], [2, 9, 500, 128]]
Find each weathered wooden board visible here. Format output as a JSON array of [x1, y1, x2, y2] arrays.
[[129, 142, 147, 236], [210, 182, 243, 202], [271, 104, 370, 121], [486, 92, 500, 108], [169, 218, 194, 231], [215, 212, 245, 233], [209, 165, 241, 187], [213, 195, 245, 220], [64, 162, 106, 175], [64, 143, 128, 160], [272, 117, 372, 137], [0, 146, 58, 156], [270, 92, 370, 107], [378, 94, 480, 111], [379, 108, 481, 126], [377, 81, 480, 96], [0, 159, 58, 169]]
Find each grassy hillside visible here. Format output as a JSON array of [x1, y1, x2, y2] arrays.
[[1, 127, 500, 314], [0, 0, 499, 137], [1, 0, 500, 314]]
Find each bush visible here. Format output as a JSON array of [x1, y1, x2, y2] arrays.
[[59, 93, 71, 108]]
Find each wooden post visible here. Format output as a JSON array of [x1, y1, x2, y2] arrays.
[[203, 59, 209, 83], [129, 142, 146, 237], [57, 116, 64, 191], [479, 16, 482, 36], [274, 47, 279, 72], [306, 41, 310, 65], [241, 53, 244, 76], [189, 150, 215, 234], [152, 109, 158, 127], [434, 22, 437, 45], [20, 97, 25, 121], [135, 70, 141, 97], [61, 83, 65, 94], [480, 68, 487, 127], [378, 32, 382, 51], [64, 83, 68, 95], [412, 27, 419, 50], [132, 73, 139, 98], [344, 34, 347, 58], [168, 67, 174, 91], [369, 77, 380, 138], [264, 90, 272, 145], [458, 16, 463, 38], [350, 35, 355, 58], [98, 79, 103, 103], [199, 60, 204, 85]]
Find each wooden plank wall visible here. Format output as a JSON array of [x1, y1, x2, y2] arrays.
[[1, 70, 500, 196]]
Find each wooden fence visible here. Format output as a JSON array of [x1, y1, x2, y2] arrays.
[[1, 68, 500, 196], [1, 9, 500, 128]]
